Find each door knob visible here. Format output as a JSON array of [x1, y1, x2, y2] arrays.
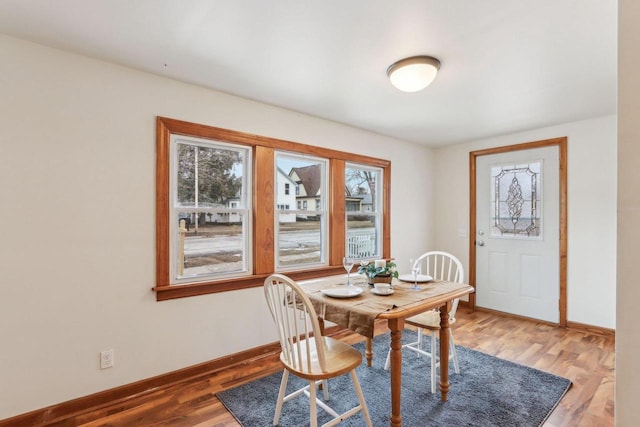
[[477, 240, 485, 246]]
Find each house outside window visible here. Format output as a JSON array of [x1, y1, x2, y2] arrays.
[[276, 167, 296, 224]]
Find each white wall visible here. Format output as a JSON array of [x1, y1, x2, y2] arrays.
[[0, 35, 435, 419], [616, 0, 640, 424], [433, 115, 617, 329]]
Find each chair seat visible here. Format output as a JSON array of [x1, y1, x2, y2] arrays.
[[281, 336, 364, 380], [405, 310, 456, 330]]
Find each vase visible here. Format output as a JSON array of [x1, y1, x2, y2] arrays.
[[369, 274, 392, 285]]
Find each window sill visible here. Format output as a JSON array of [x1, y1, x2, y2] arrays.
[[154, 265, 347, 301]]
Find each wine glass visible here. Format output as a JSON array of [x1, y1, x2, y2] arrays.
[[343, 257, 355, 286], [411, 259, 421, 291]]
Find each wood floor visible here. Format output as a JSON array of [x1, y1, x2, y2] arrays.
[[43, 309, 614, 426]]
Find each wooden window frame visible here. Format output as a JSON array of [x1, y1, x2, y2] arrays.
[[155, 117, 391, 301]]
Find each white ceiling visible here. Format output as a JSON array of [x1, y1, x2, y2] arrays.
[[0, 0, 617, 147]]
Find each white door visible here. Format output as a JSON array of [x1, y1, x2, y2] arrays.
[[475, 146, 559, 323]]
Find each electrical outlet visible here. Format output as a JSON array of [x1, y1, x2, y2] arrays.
[[100, 349, 114, 369]]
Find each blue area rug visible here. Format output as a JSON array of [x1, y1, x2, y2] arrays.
[[217, 331, 571, 426]]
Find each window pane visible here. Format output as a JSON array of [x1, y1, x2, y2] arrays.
[[490, 161, 542, 238], [278, 219, 322, 266], [276, 153, 327, 268], [345, 166, 380, 213], [177, 212, 247, 278], [346, 214, 378, 258], [176, 143, 245, 208], [346, 164, 382, 259]]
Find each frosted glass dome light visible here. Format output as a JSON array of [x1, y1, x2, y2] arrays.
[[387, 56, 441, 93]]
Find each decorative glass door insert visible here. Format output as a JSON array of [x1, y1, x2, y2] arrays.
[[490, 161, 542, 238]]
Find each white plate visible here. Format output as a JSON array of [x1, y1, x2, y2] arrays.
[[398, 274, 433, 283], [321, 287, 364, 298], [371, 288, 394, 296]]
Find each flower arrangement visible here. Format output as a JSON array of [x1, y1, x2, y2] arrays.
[[358, 259, 399, 284]]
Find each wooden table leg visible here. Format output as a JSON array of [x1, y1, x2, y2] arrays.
[[388, 317, 404, 427], [365, 337, 373, 367], [439, 303, 451, 402]]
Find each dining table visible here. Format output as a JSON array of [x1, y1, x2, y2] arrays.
[[300, 274, 475, 427]]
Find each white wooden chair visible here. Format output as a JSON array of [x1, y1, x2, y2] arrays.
[[264, 274, 373, 427], [384, 251, 465, 393]]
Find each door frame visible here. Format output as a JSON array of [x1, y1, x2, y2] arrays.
[[469, 137, 568, 327]]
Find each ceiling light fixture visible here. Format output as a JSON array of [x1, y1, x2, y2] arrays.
[[387, 55, 441, 93]]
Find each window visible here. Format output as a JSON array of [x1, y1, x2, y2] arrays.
[[345, 164, 383, 259], [275, 153, 328, 269], [171, 135, 251, 283], [156, 117, 391, 300], [491, 161, 542, 238]]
